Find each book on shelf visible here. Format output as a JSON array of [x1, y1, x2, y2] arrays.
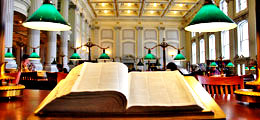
[[34, 62, 214, 116]]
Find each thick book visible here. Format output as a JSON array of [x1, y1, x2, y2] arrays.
[[34, 62, 212, 116]]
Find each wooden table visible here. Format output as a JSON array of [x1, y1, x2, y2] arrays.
[[0, 89, 260, 120]]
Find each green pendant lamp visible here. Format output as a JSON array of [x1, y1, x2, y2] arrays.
[[5, 48, 15, 59], [144, 49, 156, 60], [51, 58, 57, 64], [99, 49, 110, 59], [68, 60, 74, 65], [185, 0, 237, 32], [250, 66, 256, 70], [137, 59, 144, 66], [174, 50, 186, 61], [29, 48, 41, 60], [245, 66, 249, 70], [226, 62, 234, 67], [70, 49, 81, 61], [22, 0, 71, 31], [209, 62, 218, 67]]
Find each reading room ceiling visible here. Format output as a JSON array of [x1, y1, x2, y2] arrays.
[[87, 0, 200, 18]]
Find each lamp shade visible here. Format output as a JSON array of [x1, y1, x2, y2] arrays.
[[174, 50, 186, 60], [144, 49, 156, 60], [70, 53, 81, 60], [99, 49, 110, 59], [226, 62, 234, 67], [22, 0, 71, 31], [155, 59, 161, 66], [29, 49, 41, 60], [137, 60, 144, 66], [185, 0, 237, 32], [250, 66, 256, 70], [245, 66, 249, 70], [209, 62, 218, 67], [4, 48, 15, 59]]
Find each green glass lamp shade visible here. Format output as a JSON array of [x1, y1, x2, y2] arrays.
[[137, 60, 144, 66], [144, 49, 156, 60], [29, 52, 40, 60], [209, 62, 218, 67], [185, 0, 237, 32], [174, 50, 186, 60], [22, 1, 71, 31], [250, 66, 256, 70], [245, 67, 249, 70], [4, 51, 15, 59], [70, 53, 81, 60], [99, 53, 110, 59], [226, 62, 234, 67]]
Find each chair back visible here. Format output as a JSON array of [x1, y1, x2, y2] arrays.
[[197, 75, 244, 96], [57, 72, 68, 83], [6, 72, 21, 85]]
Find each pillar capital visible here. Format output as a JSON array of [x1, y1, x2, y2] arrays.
[[114, 26, 121, 30], [136, 26, 143, 30], [91, 26, 100, 30], [157, 27, 165, 31]]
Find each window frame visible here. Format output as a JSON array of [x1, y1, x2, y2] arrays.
[[200, 39, 205, 63], [209, 34, 216, 60]]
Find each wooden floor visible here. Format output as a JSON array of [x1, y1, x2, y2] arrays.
[[0, 89, 260, 120]]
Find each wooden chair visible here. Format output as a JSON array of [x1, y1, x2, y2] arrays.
[[46, 72, 58, 89], [19, 72, 38, 88], [6, 72, 21, 85], [197, 75, 244, 96]]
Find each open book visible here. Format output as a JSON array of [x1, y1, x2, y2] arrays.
[[34, 62, 212, 116]]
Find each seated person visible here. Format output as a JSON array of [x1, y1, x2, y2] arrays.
[[166, 62, 186, 75], [210, 67, 220, 76]]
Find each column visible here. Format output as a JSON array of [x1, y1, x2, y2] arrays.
[[248, 0, 257, 59], [4, 0, 17, 69], [0, 0, 6, 64], [80, 14, 86, 59], [179, 27, 186, 67], [92, 26, 100, 59], [44, 0, 58, 72], [68, 4, 77, 66], [215, 32, 222, 58], [204, 33, 209, 60], [227, 0, 236, 60], [157, 27, 165, 69], [60, 0, 69, 71], [114, 26, 121, 57], [28, 0, 43, 71], [136, 27, 143, 58], [85, 20, 89, 60]]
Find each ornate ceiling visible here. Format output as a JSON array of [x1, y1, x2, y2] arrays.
[[87, 0, 200, 18]]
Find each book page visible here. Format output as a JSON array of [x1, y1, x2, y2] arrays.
[[71, 62, 129, 98], [128, 71, 200, 108]]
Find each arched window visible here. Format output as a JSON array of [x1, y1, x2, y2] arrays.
[[237, 20, 249, 57], [200, 39, 205, 63], [236, 0, 247, 13], [220, 0, 228, 15], [192, 42, 196, 64], [209, 35, 216, 60], [221, 30, 230, 59]]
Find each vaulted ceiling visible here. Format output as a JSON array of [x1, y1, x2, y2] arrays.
[[87, 0, 200, 18]]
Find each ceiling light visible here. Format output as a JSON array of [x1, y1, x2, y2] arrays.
[[22, 0, 71, 31], [150, 11, 154, 14], [153, 3, 157, 7], [104, 10, 108, 14], [127, 3, 132, 7], [127, 10, 131, 14], [101, 3, 106, 7], [172, 11, 178, 14], [185, 0, 237, 32], [178, 4, 184, 7]]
